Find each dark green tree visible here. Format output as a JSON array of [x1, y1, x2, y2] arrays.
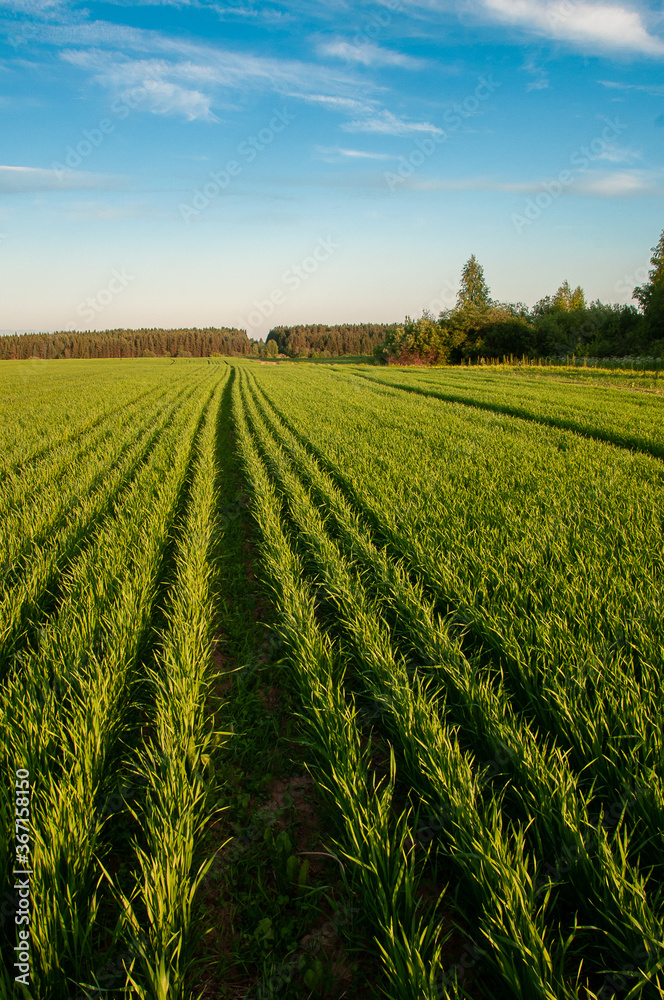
[[375, 316, 450, 365], [634, 228, 664, 340], [438, 255, 499, 359], [456, 254, 491, 314], [551, 280, 586, 311]]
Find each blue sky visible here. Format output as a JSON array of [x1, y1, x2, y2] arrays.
[[0, 0, 663, 337]]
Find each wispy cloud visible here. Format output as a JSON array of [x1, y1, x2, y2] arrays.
[[574, 169, 662, 195], [404, 175, 545, 192], [341, 109, 445, 136], [0, 0, 69, 15], [60, 52, 219, 120], [598, 79, 664, 96], [63, 199, 160, 219], [523, 58, 550, 91], [527, 78, 550, 91], [313, 145, 395, 162], [395, 168, 663, 195], [0, 164, 127, 192], [293, 93, 373, 113], [595, 143, 641, 163], [60, 42, 352, 92], [288, 91, 444, 136], [48, 23, 375, 124], [4, 13, 447, 139], [317, 38, 425, 69]]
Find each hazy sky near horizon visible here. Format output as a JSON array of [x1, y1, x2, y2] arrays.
[[0, 0, 663, 337]]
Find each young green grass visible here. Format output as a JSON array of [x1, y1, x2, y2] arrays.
[[108, 375, 227, 1000]]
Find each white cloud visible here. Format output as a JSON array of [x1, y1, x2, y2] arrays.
[[292, 93, 446, 136], [145, 80, 217, 120], [0, 0, 67, 14], [480, 0, 664, 56], [313, 145, 395, 161], [60, 50, 220, 120], [317, 38, 425, 69], [396, 168, 663, 196], [341, 109, 445, 135], [402, 0, 664, 56], [0, 164, 126, 192], [293, 93, 374, 113], [53, 28, 370, 124], [595, 143, 641, 163], [2, 13, 442, 141], [527, 77, 550, 90], [574, 169, 662, 195], [598, 79, 664, 96], [523, 58, 550, 90]]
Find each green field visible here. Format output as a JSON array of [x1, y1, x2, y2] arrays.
[[1, 357, 663, 999]]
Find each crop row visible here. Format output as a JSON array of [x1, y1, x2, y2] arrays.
[[110, 374, 226, 999]]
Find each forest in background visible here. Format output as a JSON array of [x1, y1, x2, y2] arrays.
[[0, 327, 251, 361], [0, 323, 392, 362]]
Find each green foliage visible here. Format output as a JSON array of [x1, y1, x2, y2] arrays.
[[377, 314, 452, 365], [550, 280, 586, 311], [0, 327, 251, 360], [456, 253, 492, 312], [374, 236, 663, 364], [634, 227, 664, 341], [268, 322, 395, 358]]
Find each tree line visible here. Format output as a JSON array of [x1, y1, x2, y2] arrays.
[[0, 327, 251, 361], [264, 324, 393, 358], [0, 323, 390, 361], [375, 229, 664, 365]]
